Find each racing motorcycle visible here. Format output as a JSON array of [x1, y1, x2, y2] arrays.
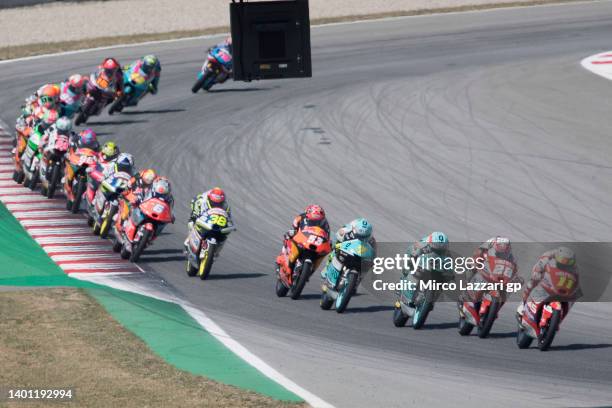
[[39, 132, 70, 198], [64, 147, 98, 213], [275, 226, 331, 300], [75, 77, 119, 125], [185, 207, 235, 280], [320, 239, 375, 313], [20, 126, 45, 190], [393, 253, 454, 329], [516, 264, 577, 351], [191, 45, 232, 93], [457, 255, 520, 338], [112, 195, 173, 262], [86, 171, 130, 238], [12, 117, 33, 184], [108, 67, 150, 115]]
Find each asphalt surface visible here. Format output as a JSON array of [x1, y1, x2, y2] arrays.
[[2, 2, 612, 407]]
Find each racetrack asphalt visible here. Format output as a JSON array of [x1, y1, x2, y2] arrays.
[[1, 2, 612, 407]]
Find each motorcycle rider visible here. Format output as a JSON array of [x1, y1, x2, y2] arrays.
[[58, 74, 88, 118], [41, 116, 74, 157], [127, 169, 156, 199], [209, 36, 233, 83], [278, 204, 331, 277], [126, 55, 161, 95], [87, 141, 122, 195], [516, 246, 582, 320], [401, 232, 453, 309], [184, 187, 231, 253], [321, 218, 376, 281], [92, 153, 134, 220], [32, 84, 60, 132], [87, 58, 124, 105], [459, 237, 519, 315]]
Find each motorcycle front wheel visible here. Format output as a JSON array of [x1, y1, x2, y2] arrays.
[[130, 228, 151, 262], [198, 242, 216, 280], [411, 290, 434, 329], [477, 298, 500, 338], [191, 76, 206, 93], [538, 309, 561, 351], [335, 273, 358, 313], [47, 163, 61, 198], [290, 259, 311, 300]]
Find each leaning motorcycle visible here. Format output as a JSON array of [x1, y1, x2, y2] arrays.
[[113, 195, 173, 262], [12, 118, 33, 184], [108, 68, 150, 114], [516, 263, 577, 351], [320, 239, 374, 313], [75, 78, 118, 125], [21, 126, 45, 190], [64, 147, 98, 213], [39, 132, 70, 198], [86, 172, 130, 238], [185, 208, 235, 280], [275, 226, 331, 300], [191, 46, 232, 93], [457, 255, 520, 338], [393, 253, 454, 329]]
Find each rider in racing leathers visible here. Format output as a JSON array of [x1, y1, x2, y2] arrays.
[[184, 187, 233, 255], [401, 232, 454, 310], [277, 205, 331, 278], [516, 246, 582, 320], [321, 218, 377, 280], [459, 237, 519, 314], [125, 55, 161, 95], [58, 74, 88, 118], [209, 36, 233, 83], [87, 58, 124, 105]]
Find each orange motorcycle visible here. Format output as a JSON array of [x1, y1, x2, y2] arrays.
[[275, 226, 331, 300]]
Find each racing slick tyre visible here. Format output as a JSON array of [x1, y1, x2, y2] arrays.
[[477, 298, 500, 338], [108, 99, 123, 115], [197, 243, 216, 280], [28, 170, 39, 191], [75, 111, 87, 126], [112, 238, 122, 253], [335, 273, 358, 313], [393, 306, 409, 327], [47, 164, 61, 198], [516, 325, 534, 349], [320, 292, 333, 310], [120, 244, 130, 260], [275, 278, 289, 297], [186, 259, 197, 277], [290, 260, 311, 300], [538, 309, 561, 351], [71, 178, 86, 214], [12, 170, 25, 184], [412, 290, 434, 330], [130, 229, 150, 263], [191, 77, 206, 93], [458, 317, 475, 336], [99, 207, 117, 238]]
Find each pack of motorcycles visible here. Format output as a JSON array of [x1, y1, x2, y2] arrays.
[[11, 46, 566, 351]]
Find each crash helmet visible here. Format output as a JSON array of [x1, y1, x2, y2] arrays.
[[55, 117, 73, 135], [67, 74, 87, 94], [114, 153, 134, 174], [102, 58, 120, 77], [427, 231, 449, 254], [350, 218, 373, 240], [100, 141, 120, 162], [305, 204, 325, 222], [152, 177, 171, 199], [206, 187, 225, 208], [554, 246, 576, 270], [39, 84, 60, 109], [77, 128, 99, 150], [140, 169, 157, 187], [142, 55, 158, 74], [492, 236, 512, 258]]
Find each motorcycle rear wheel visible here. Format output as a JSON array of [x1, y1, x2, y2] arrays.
[[28, 170, 39, 191], [71, 178, 86, 214], [75, 111, 87, 126], [100, 206, 117, 238], [12, 170, 25, 184], [458, 317, 475, 336], [393, 306, 409, 327], [186, 259, 197, 277]]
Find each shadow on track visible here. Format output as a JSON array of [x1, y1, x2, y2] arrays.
[[207, 87, 274, 93], [487, 332, 516, 339], [345, 305, 394, 314], [207, 273, 266, 280], [422, 322, 457, 330], [87, 119, 148, 126], [549, 343, 612, 351], [142, 248, 183, 255], [139, 255, 186, 263], [120, 109, 186, 115]]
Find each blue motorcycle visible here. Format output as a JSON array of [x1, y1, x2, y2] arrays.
[[393, 253, 454, 329], [320, 239, 375, 313], [191, 46, 233, 93], [108, 68, 151, 114]]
